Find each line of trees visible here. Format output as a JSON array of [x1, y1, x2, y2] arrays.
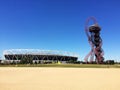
[[67, 60, 115, 64], [0, 59, 117, 65]]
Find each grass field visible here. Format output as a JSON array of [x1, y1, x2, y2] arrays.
[[0, 64, 120, 68]]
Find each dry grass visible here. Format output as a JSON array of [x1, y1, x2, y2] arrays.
[[0, 67, 120, 90]]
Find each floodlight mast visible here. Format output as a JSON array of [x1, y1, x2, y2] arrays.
[[84, 17, 104, 64]]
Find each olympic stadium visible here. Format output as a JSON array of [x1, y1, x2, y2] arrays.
[[3, 49, 78, 64]]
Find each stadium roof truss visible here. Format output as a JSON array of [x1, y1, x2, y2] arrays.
[[3, 49, 79, 61]]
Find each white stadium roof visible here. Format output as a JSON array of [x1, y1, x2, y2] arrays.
[[3, 49, 79, 57]]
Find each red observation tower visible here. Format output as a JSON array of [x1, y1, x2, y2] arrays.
[[84, 17, 104, 64]]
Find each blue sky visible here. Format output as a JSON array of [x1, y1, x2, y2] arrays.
[[0, 0, 120, 61]]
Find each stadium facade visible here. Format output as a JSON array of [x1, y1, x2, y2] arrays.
[[3, 49, 78, 63]]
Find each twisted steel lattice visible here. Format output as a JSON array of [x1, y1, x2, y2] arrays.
[[84, 17, 104, 64]]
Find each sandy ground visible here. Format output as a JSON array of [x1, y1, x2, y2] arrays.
[[0, 67, 120, 90]]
